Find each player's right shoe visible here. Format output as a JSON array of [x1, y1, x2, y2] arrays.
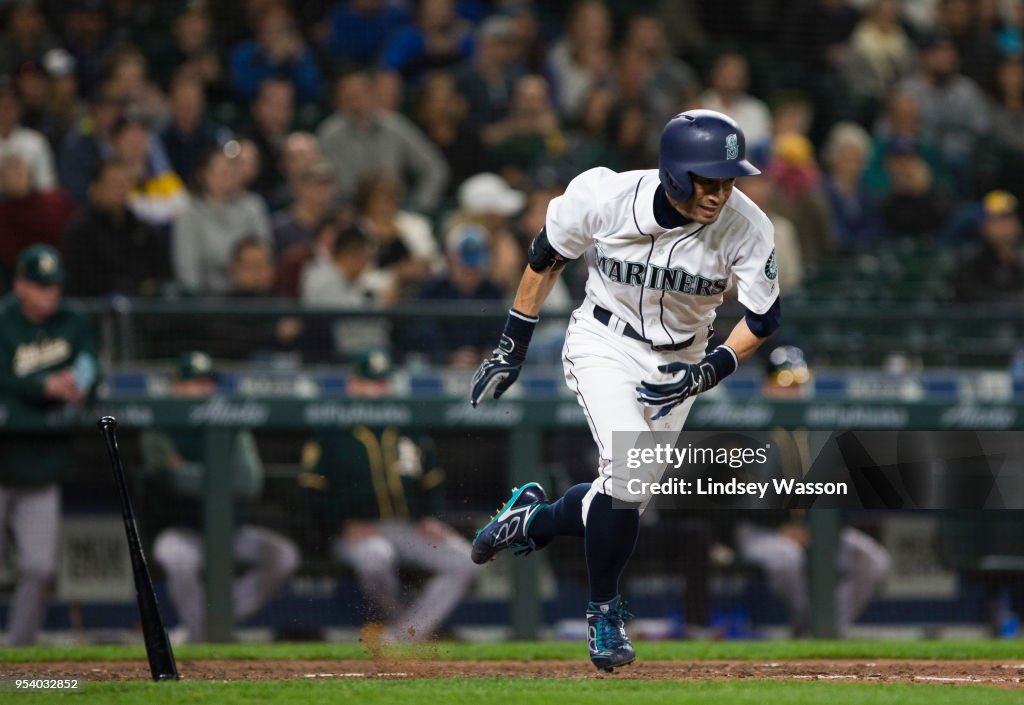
[[587, 595, 636, 672], [471, 482, 547, 564]]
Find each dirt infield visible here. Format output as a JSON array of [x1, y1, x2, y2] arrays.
[[2, 659, 1023, 687]]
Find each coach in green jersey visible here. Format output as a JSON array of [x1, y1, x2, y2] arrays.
[[0, 244, 98, 645]]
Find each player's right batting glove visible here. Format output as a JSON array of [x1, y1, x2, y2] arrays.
[[471, 309, 538, 406], [636, 345, 738, 419]]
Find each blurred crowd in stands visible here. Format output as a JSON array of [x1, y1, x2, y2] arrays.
[[1, 0, 1023, 368], [8, 0, 1024, 644]]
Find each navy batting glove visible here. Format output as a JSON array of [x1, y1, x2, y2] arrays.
[[636, 346, 738, 419], [471, 309, 538, 407]]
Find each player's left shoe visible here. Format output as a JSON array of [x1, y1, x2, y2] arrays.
[[587, 595, 636, 672], [471, 482, 547, 564]]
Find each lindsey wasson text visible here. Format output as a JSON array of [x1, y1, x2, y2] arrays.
[[627, 477, 849, 499]]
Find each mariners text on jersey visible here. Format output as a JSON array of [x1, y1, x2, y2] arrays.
[[545, 167, 778, 348], [595, 244, 728, 296]]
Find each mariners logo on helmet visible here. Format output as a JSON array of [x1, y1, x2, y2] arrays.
[[764, 248, 777, 281], [659, 110, 760, 202]]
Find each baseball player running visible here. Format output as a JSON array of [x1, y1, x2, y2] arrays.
[[469, 110, 780, 671]]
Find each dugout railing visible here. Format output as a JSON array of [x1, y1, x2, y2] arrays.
[[72, 297, 1024, 370]]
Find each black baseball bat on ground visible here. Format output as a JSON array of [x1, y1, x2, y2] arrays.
[[98, 416, 180, 682]]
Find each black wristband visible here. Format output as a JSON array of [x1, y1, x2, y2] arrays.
[[498, 309, 539, 363], [702, 345, 738, 386]]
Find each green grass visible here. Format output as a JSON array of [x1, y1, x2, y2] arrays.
[[8, 679, 1023, 705], [1, 639, 1023, 663], [3, 642, 1021, 704]]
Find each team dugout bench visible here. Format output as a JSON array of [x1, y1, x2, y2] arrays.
[[4, 393, 1023, 642]]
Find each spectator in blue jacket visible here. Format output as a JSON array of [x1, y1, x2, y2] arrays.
[[453, 15, 524, 135], [323, 0, 410, 66], [822, 122, 884, 251], [159, 73, 232, 185], [230, 1, 322, 105], [57, 88, 123, 206], [380, 0, 473, 86]]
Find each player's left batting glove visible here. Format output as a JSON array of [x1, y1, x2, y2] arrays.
[[471, 309, 538, 406], [636, 345, 739, 420]]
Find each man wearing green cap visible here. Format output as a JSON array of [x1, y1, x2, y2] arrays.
[[0, 244, 98, 645], [140, 351, 299, 644]]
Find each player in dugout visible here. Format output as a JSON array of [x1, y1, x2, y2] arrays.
[[297, 349, 479, 643], [140, 351, 299, 644]]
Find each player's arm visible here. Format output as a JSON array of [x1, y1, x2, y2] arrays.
[[722, 309, 774, 363], [511, 261, 564, 317], [470, 229, 569, 406], [637, 297, 781, 419], [470, 168, 603, 406]]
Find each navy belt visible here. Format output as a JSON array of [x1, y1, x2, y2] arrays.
[[592, 305, 694, 352]]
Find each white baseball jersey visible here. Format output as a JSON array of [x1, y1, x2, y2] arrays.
[[546, 167, 778, 347]]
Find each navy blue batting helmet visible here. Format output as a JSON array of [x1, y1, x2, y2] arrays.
[[659, 110, 761, 202]]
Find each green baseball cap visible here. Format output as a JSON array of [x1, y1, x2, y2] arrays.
[[15, 244, 64, 285], [352, 348, 393, 381], [176, 351, 216, 380]]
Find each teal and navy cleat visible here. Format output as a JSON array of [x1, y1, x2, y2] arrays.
[[471, 482, 547, 564], [586, 595, 635, 672]]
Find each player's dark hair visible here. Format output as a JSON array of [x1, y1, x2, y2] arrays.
[[332, 226, 372, 258]]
